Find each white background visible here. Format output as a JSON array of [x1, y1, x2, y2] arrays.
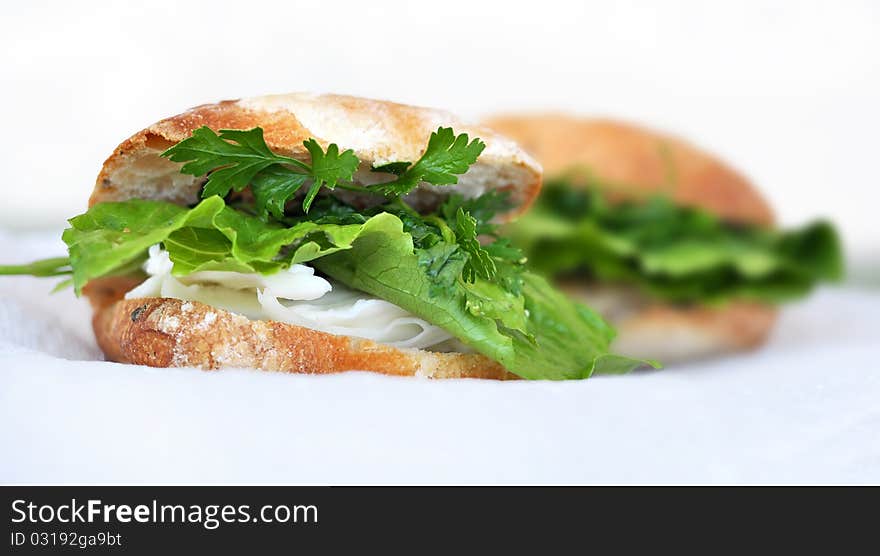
[[1, 1, 879, 484]]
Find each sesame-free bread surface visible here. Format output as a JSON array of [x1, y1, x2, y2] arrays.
[[484, 114, 772, 226], [93, 93, 542, 219]]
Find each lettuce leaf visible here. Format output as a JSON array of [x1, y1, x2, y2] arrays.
[[508, 182, 844, 304], [62, 196, 370, 293], [313, 213, 648, 378], [60, 196, 653, 379]]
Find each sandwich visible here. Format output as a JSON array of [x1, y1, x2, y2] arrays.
[[1, 94, 654, 379], [483, 115, 843, 362]]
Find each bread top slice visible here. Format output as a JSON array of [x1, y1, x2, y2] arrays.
[[91, 93, 542, 218], [483, 114, 773, 226]]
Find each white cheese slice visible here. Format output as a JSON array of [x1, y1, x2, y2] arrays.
[[124, 245, 457, 350]]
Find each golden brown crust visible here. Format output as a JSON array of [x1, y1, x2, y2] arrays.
[[92, 93, 543, 219], [614, 302, 778, 362], [564, 283, 777, 362], [484, 114, 774, 226], [90, 294, 515, 380]]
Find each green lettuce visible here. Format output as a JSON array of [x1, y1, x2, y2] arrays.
[[508, 181, 844, 304], [62, 196, 372, 293], [58, 196, 654, 379], [312, 212, 648, 378]]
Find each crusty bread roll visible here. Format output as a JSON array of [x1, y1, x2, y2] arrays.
[[560, 283, 777, 363], [82, 94, 543, 379], [93, 93, 542, 217], [483, 114, 779, 362], [484, 114, 773, 226]]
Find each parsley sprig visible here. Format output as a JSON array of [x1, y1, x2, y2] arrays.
[[161, 125, 485, 218], [369, 127, 485, 196], [161, 127, 360, 217]]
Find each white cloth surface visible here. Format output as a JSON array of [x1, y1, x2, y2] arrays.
[[1, 231, 878, 484]]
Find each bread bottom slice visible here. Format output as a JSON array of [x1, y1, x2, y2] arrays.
[[564, 282, 778, 363], [82, 275, 774, 375], [90, 295, 515, 379]]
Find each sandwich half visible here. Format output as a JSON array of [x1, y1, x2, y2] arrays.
[[2, 94, 652, 379], [484, 115, 843, 363]]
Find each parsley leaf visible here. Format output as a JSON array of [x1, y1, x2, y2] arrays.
[[247, 166, 309, 220], [162, 126, 484, 218], [441, 191, 512, 236], [370, 161, 411, 176], [454, 208, 496, 282], [370, 127, 485, 196], [161, 127, 358, 218], [484, 238, 526, 265], [161, 127, 302, 199], [302, 139, 360, 212]]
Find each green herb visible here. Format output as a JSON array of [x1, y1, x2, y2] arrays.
[[301, 193, 516, 285], [510, 181, 844, 303], [369, 127, 485, 196], [300, 139, 361, 212], [161, 127, 361, 217], [161, 126, 483, 219], [455, 208, 496, 282], [0, 257, 71, 277], [249, 166, 309, 220], [440, 191, 512, 236]]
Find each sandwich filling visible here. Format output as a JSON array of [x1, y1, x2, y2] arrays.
[[508, 179, 844, 306], [126, 245, 457, 350], [4, 125, 655, 378]]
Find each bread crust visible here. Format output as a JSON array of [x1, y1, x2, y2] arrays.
[[83, 276, 513, 378], [91, 93, 542, 219], [90, 295, 515, 379], [615, 302, 777, 363], [563, 283, 777, 362], [483, 114, 773, 226]]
